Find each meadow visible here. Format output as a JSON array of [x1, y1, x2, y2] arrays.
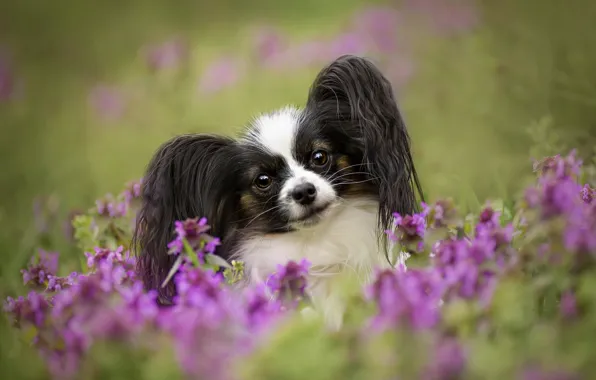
[[1, 0, 596, 378]]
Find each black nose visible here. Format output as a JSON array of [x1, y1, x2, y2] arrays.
[[291, 183, 317, 205]]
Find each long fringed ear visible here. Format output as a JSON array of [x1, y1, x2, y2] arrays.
[[306, 55, 424, 248], [132, 134, 237, 304]]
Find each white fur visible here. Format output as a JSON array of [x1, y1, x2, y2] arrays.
[[280, 164, 337, 221], [238, 107, 405, 329], [245, 106, 301, 163], [248, 106, 337, 221], [237, 197, 389, 329]]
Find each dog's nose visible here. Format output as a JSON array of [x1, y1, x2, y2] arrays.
[[291, 183, 317, 205]]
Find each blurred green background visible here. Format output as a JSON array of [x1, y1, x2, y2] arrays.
[[1, 0, 595, 288]]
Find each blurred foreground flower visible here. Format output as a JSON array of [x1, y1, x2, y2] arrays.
[[266, 259, 310, 304], [4, 150, 596, 379], [366, 267, 443, 330]]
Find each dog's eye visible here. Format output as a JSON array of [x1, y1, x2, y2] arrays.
[[311, 150, 329, 167], [254, 174, 273, 190]]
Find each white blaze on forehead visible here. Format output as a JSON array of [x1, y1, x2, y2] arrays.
[[246, 106, 337, 217], [250, 106, 301, 163]]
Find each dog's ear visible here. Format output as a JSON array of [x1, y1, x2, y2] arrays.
[[306, 55, 424, 239], [132, 134, 237, 303]]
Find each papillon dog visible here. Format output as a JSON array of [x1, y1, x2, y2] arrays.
[[133, 55, 423, 328]]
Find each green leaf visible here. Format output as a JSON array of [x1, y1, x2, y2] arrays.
[[463, 214, 476, 236], [182, 239, 200, 267], [72, 214, 100, 252], [161, 256, 183, 288], [205, 254, 232, 269]]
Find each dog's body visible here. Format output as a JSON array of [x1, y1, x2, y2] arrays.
[[133, 55, 423, 328]]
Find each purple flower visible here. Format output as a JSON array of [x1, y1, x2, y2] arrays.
[[423, 338, 467, 380], [94, 183, 139, 218], [366, 268, 443, 330], [386, 209, 428, 251], [533, 151, 582, 180], [84, 307, 139, 340], [84, 246, 125, 271], [119, 281, 159, 323], [4, 291, 50, 328], [559, 291, 578, 319], [159, 265, 248, 379], [432, 238, 499, 306], [173, 265, 224, 308], [121, 179, 143, 204], [563, 216, 596, 254], [95, 194, 125, 217], [21, 250, 59, 288], [145, 38, 188, 71], [243, 284, 282, 331], [425, 199, 460, 228], [252, 27, 286, 64], [351, 6, 401, 53], [173, 216, 208, 239], [580, 184, 594, 204], [88, 84, 127, 121], [327, 33, 368, 58], [266, 259, 310, 303], [477, 206, 500, 229], [197, 57, 243, 95], [474, 206, 515, 249], [167, 217, 216, 261], [47, 272, 79, 292], [537, 177, 582, 219]]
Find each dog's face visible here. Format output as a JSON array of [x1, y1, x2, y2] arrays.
[[236, 107, 375, 233], [134, 55, 424, 302]]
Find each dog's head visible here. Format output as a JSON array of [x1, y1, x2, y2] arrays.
[[133, 55, 423, 302]]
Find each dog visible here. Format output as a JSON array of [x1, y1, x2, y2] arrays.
[[133, 55, 423, 328]]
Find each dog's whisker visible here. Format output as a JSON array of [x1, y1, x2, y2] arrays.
[[243, 205, 284, 227], [332, 178, 377, 186]]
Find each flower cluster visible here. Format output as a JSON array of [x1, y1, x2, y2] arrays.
[[365, 267, 443, 330], [265, 259, 310, 304], [386, 210, 428, 252], [21, 250, 59, 288], [5, 217, 308, 379], [167, 217, 220, 258], [5, 150, 596, 379], [95, 179, 143, 218]]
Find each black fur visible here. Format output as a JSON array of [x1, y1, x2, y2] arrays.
[[303, 54, 424, 250], [132, 134, 239, 303], [132, 55, 424, 303]]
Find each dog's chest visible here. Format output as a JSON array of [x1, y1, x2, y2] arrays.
[[237, 198, 388, 328]]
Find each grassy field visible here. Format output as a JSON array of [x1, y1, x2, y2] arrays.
[[1, 0, 595, 326], [2, 0, 596, 378]]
